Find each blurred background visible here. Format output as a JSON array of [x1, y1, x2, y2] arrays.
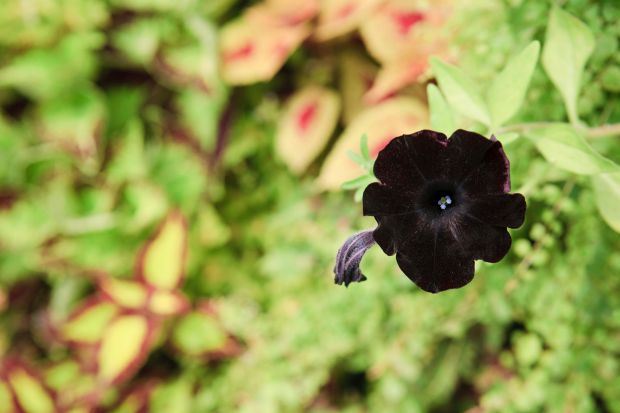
[[1, 0, 620, 412]]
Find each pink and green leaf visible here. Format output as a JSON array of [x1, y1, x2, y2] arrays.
[[220, 18, 310, 85], [247, 0, 318, 27], [339, 52, 379, 124], [316, 98, 429, 190], [359, 0, 454, 64], [275, 86, 340, 174], [136, 211, 188, 291], [314, 0, 383, 41]]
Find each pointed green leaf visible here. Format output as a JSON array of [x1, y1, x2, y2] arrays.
[[430, 57, 490, 126], [487, 41, 540, 127], [527, 124, 620, 175], [592, 173, 620, 232], [542, 7, 595, 124], [427, 84, 455, 135]]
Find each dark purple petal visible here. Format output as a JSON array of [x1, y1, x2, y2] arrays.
[[372, 220, 396, 256], [373, 130, 448, 190], [447, 129, 495, 177], [395, 226, 475, 293], [453, 216, 513, 263], [363, 183, 416, 216], [334, 230, 376, 287], [467, 193, 526, 228]]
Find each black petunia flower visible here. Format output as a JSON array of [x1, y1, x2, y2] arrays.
[[334, 129, 526, 293]]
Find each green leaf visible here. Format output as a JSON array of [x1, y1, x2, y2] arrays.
[[341, 174, 376, 190], [172, 312, 228, 356], [542, 7, 595, 124], [427, 84, 455, 135], [487, 41, 540, 127], [360, 134, 370, 161], [430, 57, 490, 126], [526, 124, 620, 175], [592, 173, 620, 232]]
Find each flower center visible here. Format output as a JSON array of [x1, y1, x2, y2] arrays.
[[437, 195, 453, 210]]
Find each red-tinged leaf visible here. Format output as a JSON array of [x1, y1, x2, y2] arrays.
[[2, 359, 58, 413], [276, 86, 340, 174], [113, 380, 158, 413], [314, 0, 382, 41], [364, 57, 430, 105], [339, 52, 379, 124], [220, 18, 310, 85], [359, 0, 454, 64], [155, 43, 222, 94], [247, 0, 318, 27], [316, 98, 429, 190], [136, 211, 188, 290], [96, 314, 156, 385], [60, 298, 119, 345], [98, 277, 148, 310], [147, 290, 190, 317], [36, 88, 105, 171]]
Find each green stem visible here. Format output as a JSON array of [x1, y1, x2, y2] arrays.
[[495, 122, 620, 139]]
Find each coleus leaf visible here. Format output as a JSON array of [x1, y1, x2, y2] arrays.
[[147, 290, 190, 317], [96, 314, 156, 384], [314, 0, 382, 41], [44, 360, 98, 412], [98, 278, 148, 310], [0, 380, 13, 413], [136, 211, 188, 290], [359, 0, 453, 64], [60, 298, 119, 345], [339, 52, 379, 124], [171, 311, 229, 358], [275, 86, 341, 174], [36, 87, 105, 170], [246, 0, 318, 26], [364, 56, 430, 105], [317, 97, 429, 190], [2, 359, 58, 413], [220, 17, 310, 85]]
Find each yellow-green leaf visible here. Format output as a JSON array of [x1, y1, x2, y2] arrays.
[[61, 300, 118, 344], [276, 86, 340, 174], [9, 368, 55, 413], [97, 315, 150, 383], [148, 290, 190, 316], [99, 278, 148, 309], [592, 173, 620, 233], [138, 211, 187, 290], [0, 381, 14, 413]]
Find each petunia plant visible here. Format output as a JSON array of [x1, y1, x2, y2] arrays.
[[335, 6, 620, 293]]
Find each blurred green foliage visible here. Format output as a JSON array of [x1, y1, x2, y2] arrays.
[[0, 0, 619, 412]]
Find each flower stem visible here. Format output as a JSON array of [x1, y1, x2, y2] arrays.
[[495, 122, 620, 139]]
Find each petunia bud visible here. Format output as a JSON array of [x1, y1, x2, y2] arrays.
[[333, 230, 376, 287]]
